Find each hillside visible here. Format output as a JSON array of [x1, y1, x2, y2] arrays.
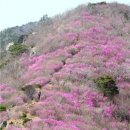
[[0, 21, 39, 58], [0, 2, 130, 130]]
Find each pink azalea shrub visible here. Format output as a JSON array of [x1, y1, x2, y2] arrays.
[[103, 105, 117, 118], [0, 84, 26, 108]]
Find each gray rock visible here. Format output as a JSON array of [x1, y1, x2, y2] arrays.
[[22, 84, 41, 101]]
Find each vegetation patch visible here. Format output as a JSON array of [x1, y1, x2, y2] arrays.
[[0, 104, 6, 112], [94, 75, 119, 98], [114, 108, 130, 122], [8, 43, 28, 55], [0, 60, 10, 69]]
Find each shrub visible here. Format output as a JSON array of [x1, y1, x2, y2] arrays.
[[124, 12, 129, 20], [0, 104, 6, 112], [114, 108, 130, 122], [88, 1, 106, 7], [8, 43, 27, 55], [97, 1, 106, 5], [94, 76, 119, 98], [0, 60, 10, 69], [88, 2, 96, 8]]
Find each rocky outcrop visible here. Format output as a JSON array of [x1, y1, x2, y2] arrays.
[[6, 42, 14, 51], [22, 84, 41, 102]]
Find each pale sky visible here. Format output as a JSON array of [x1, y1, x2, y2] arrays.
[[0, 0, 130, 31]]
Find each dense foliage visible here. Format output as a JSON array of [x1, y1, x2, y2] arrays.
[[8, 43, 28, 55], [95, 76, 119, 98], [0, 105, 6, 112]]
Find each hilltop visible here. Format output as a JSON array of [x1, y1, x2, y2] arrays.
[[0, 2, 130, 130]]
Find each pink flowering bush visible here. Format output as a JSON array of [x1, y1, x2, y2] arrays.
[[0, 84, 26, 110], [103, 105, 117, 118], [83, 89, 104, 107], [0, 97, 4, 104], [64, 32, 79, 43]]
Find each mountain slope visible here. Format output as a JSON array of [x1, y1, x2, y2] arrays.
[[0, 2, 130, 130]]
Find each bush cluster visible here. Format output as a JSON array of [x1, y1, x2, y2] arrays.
[[94, 76, 119, 98], [0, 104, 6, 112], [0, 60, 10, 69], [8, 43, 27, 55], [114, 108, 130, 122]]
